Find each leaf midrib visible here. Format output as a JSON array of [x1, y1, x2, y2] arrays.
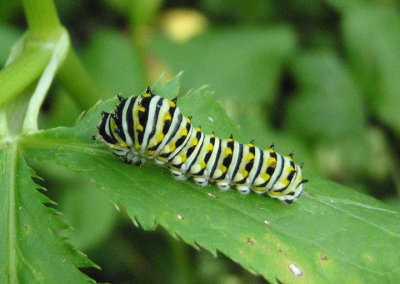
[[6, 143, 18, 283]]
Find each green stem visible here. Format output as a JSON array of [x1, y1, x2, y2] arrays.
[[22, 0, 62, 38], [0, 47, 53, 108], [6, 142, 18, 283], [56, 48, 103, 109]]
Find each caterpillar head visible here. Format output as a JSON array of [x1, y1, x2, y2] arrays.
[[281, 164, 307, 204], [92, 111, 130, 156], [268, 159, 307, 204]]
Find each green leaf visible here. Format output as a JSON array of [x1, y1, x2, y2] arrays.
[[29, 159, 119, 251], [287, 50, 366, 141], [286, 50, 372, 176], [151, 26, 297, 103], [81, 29, 146, 99], [21, 77, 400, 283], [152, 71, 183, 100], [342, 4, 400, 136], [0, 142, 95, 283]]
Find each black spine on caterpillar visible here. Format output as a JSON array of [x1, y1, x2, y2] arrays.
[[93, 88, 307, 204]]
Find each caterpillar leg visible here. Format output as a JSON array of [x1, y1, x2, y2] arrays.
[[170, 168, 188, 180], [124, 152, 146, 166], [216, 181, 231, 191], [155, 158, 167, 165], [193, 176, 209, 186], [236, 185, 251, 195]]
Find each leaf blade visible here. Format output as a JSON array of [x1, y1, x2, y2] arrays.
[[0, 143, 95, 283], [21, 79, 400, 283]]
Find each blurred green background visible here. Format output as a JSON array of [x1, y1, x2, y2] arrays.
[[2, 0, 399, 282]]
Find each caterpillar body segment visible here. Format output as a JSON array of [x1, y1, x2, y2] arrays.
[[93, 88, 307, 204]]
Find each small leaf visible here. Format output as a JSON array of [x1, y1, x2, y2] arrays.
[[0, 143, 95, 283], [287, 50, 366, 140], [81, 29, 146, 99], [150, 26, 297, 103], [343, 4, 400, 136]]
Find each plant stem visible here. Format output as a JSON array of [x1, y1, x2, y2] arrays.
[[23, 0, 62, 38], [56, 48, 103, 109], [0, 47, 53, 108], [6, 142, 18, 283]]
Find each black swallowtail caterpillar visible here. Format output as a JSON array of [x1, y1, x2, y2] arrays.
[[92, 87, 308, 204]]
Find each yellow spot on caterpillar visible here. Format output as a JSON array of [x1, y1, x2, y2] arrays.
[[196, 127, 201, 132], [242, 169, 248, 177], [253, 187, 264, 192], [227, 138, 233, 142], [207, 143, 213, 151], [135, 143, 141, 150], [192, 138, 198, 146], [221, 165, 227, 173], [157, 156, 166, 161], [268, 148, 275, 153], [110, 145, 118, 149], [200, 161, 206, 169], [169, 100, 176, 107], [143, 93, 152, 98], [225, 147, 232, 156], [169, 143, 176, 152], [270, 191, 281, 196], [138, 106, 145, 112], [282, 179, 290, 186], [147, 150, 155, 155], [157, 132, 164, 142], [288, 166, 295, 172], [137, 124, 144, 131], [180, 153, 187, 162], [246, 153, 254, 162], [262, 173, 271, 181], [119, 141, 127, 148], [163, 112, 172, 121], [181, 128, 188, 136], [210, 134, 215, 138], [267, 157, 276, 167]]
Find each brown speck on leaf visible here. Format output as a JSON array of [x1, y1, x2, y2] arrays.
[[320, 254, 328, 261], [246, 237, 256, 246]]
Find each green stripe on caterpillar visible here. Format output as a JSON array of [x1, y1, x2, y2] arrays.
[[92, 87, 308, 204]]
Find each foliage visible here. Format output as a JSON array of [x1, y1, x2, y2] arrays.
[[1, 0, 400, 283]]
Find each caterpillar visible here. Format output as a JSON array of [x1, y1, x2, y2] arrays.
[[92, 87, 307, 204]]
